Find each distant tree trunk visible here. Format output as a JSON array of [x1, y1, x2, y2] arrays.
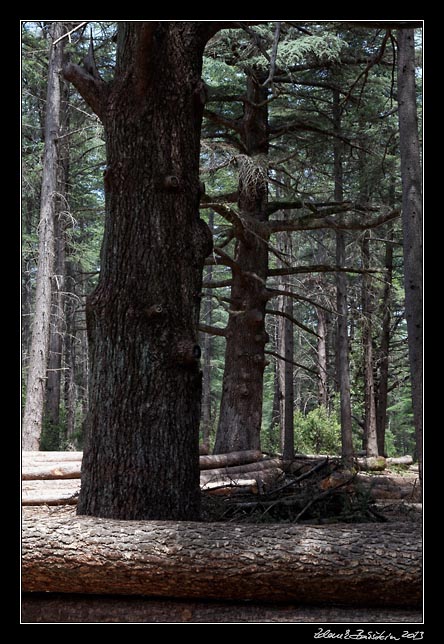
[[277, 292, 294, 460], [316, 306, 328, 407], [64, 22, 216, 520], [200, 210, 214, 451], [397, 29, 423, 483], [43, 215, 65, 448], [21, 197, 35, 376], [376, 225, 394, 456], [214, 73, 269, 454], [63, 260, 77, 443], [44, 91, 70, 447], [22, 22, 65, 451], [332, 88, 354, 463], [360, 230, 379, 457], [268, 318, 281, 446]]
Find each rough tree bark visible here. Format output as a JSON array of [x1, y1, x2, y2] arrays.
[[22, 507, 422, 607], [22, 22, 65, 451], [397, 28, 423, 483], [332, 88, 354, 463], [63, 23, 217, 519], [214, 73, 269, 453]]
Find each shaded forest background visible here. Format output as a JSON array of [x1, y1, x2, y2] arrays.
[[21, 21, 421, 458]]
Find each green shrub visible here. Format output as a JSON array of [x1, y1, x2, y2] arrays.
[[294, 406, 341, 455]]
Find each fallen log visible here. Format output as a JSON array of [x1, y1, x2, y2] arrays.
[[22, 451, 83, 462], [319, 471, 421, 502], [356, 456, 387, 471], [21, 593, 424, 623], [22, 462, 81, 481], [202, 468, 284, 495], [202, 479, 258, 495], [200, 458, 284, 484], [22, 507, 421, 606], [199, 450, 263, 470], [386, 455, 414, 466], [22, 479, 80, 505]]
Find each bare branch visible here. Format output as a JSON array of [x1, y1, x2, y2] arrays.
[[204, 109, 243, 134], [265, 350, 318, 376], [202, 278, 233, 289], [268, 209, 400, 233], [63, 63, 108, 121], [201, 201, 246, 241], [205, 247, 241, 272], [265, 288, 336, 314], [268, 265, 382, 278], [53, 22, 88, 46], [262, 22, 281, 87], [266, 308, 320, 338], [198, 323, 227, 337]]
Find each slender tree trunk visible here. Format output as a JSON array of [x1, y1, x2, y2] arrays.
[[276, 234, 294, 460], [277, 292, 294, 459], [22, 22, 65, 451], [200, 211, 214, 451], [214, 74, 269, 454], [64, 23, 214, 520], [360, 230, 379, 457], [22, 197, 36, 378], [332, 89, 354, 462], [63, 261, 77, 443], [397, 29, 423, 483], [316, 307, 328, 407], [376, 225, 394, 456], [44, 76, 71, 447], [268, 318, 281, 446], [43, 215, 65, 448]]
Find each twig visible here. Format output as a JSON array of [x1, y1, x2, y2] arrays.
[[294, 471, 357, 522], [53, 22, 88, 46], [262, 22, 281, 88], [264, 350, 319, 376], [271, 458, 329, 495]]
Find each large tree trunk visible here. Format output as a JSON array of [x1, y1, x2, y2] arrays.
[[397, 29, 423, 484], [332, 89, 354, 462], [22, 507, 422, 607], [214, 73, 269, 453], [22, 22, 65, 450], [64, 23, 215, 520], [361, 230, 379, 457]]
